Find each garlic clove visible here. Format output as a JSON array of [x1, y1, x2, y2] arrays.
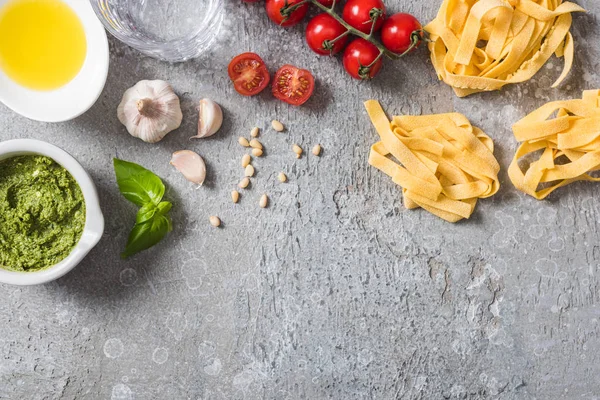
[[191, 98, 223, 139], [117, 80, 183, 143], [170, 150, 206, 186]]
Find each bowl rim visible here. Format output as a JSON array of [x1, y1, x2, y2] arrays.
[[0, 139, 104, 285], [0, 0, 109, 122]]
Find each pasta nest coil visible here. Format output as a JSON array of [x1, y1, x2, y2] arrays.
[[509, 89, 600, 199], [365, 100, 500, 222], [425, 0, 586, 97]]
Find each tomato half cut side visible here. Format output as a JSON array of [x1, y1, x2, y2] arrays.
[[272, 65, 315, 106], [228, 52, 271, 96]]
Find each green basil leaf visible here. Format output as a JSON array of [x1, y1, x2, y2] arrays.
[[113, 158, 165, 207], [136, 203, 157, 224], [121, 214, 172, 259], [156, 201, 172, 216]]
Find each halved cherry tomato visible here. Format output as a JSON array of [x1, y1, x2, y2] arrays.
[[342, 38, 382, 80], [265, 0, 308, 27], [306, 14, 349, 56], [342, 0, 386, 34], [228, 52, 270, 96], [381, 13, 422, 54], [272, 65, 315, 106]]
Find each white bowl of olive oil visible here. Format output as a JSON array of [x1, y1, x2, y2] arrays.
[[0, 0, 109, 122]]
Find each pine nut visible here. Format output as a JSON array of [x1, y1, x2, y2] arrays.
[[312, 144, 322, 156], [249, 139, 263, 149], [271, 120, 284, 132], [238, 137, 250, 147], [245, 164, 255, 177], [293, 144, 303, 158], [241, 154, 251, 168], [250, 127, 260, 137], [231, 190, 240, 203], [209, 216, 221, 227], [259, 194, 269, 208], [239, 177, 250, 189], [252, 148, 263, 157], [278, 172, 287, 183]]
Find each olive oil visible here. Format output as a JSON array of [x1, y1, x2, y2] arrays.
[[0, 0, 87, 91]]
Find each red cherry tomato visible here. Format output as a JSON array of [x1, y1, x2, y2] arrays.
[[342, 0, 386, 34], [265, 0, 308, 27], [381, 13, 422, 54], [305, 14, 349, 56], [272, 65, 315, 106], [228, 52, 271, 96], [342, 38, 382, 80], [317, 0, 334, 7]]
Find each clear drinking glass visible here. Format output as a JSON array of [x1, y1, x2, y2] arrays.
[[89, 0, 223, 62]]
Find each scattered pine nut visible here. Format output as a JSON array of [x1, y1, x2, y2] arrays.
[[252, 148, 263, 157], [271, 120, 284, 132], [239, 177, 250, 189], [259, 194, 269, 208], [231, 190, 240, 203], [241, 154, 251, 168], [245, 164, 255, 177], [293, 144, 303, 158], [209, 216, 221, 227], [238, 137, 250, 147], [278, 172, 287, 183], [312, 144, 322, 156], [249, 139, 263, 149], [250, 127, 260, 138]]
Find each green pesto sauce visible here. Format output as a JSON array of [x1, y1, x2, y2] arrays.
[[0, 155, 85, 272]]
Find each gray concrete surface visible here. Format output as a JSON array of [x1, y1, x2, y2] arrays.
[[1, 1, 600, 399]]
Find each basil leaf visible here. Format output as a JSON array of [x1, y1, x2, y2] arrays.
[[156, 201, 172, 216], [113, 158, 165, 207], [136, 203, 157, 224], [121, 214, 172, 259]]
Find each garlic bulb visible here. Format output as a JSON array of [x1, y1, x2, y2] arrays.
[[117, 80, 183, 143], [191, 98, 223, 139], [170, 150, 206, 185]]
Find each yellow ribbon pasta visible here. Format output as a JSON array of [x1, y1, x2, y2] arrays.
[[425, 0, 586, 97], [509, 89, 600, 199], [365, 100, 500, 222]]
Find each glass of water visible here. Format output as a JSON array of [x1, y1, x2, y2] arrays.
[[89, 0, 224, 62]]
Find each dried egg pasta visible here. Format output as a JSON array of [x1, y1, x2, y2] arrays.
[[425, 0, 585, 97], [509, 90, 600, 199], [365, 100, 500, 222]]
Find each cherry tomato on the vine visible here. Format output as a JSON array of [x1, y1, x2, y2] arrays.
[[228, 52, 271, 96], [342, 0, 386, 34], [265, 0, 308, 27], [306, 14, 349, 56], [272, 65, 315, 106], [317, 0, 335, 7], [342, 38, 382, 80], [381, 13, 422, 54]]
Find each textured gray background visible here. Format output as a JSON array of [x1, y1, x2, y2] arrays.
[[1, 1, 600, 399]]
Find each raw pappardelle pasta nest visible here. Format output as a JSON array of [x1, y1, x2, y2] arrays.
[[509, 90, 600, 199], [425, 0, 586, 97], [365, 100, 500, 223]]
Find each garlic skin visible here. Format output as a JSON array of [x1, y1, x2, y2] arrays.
[[117, 80, 183, 143], [192, 98, 223, 139], [170, 150, 206, 186]]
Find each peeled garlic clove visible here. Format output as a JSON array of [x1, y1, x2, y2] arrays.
[[117, 80, 183, 143], [192, 98, 223, 139], [170, 150, 206, 186]]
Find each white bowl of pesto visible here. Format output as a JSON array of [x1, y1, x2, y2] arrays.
[[0, 139, 104, 285]]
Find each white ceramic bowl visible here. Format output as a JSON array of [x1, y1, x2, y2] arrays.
[[0, 0, 109, 122], [0, 139, 104, 285]]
